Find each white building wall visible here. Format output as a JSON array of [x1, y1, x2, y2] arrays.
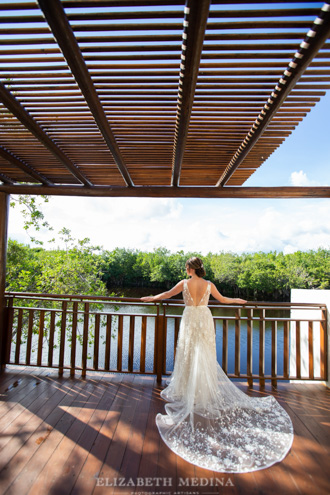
[[290, 289, 330, 387]]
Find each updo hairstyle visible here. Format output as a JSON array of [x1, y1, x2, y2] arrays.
[[185, 257, 206, 278]]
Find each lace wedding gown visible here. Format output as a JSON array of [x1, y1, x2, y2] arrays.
[[156, 280, 294, 473]]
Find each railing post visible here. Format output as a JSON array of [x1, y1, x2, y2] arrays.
[[271, 321, 277, 388], [82, 302, 89, 378], [234, 308, 241, 377], [155, 304, 165, 385], [247, 308, 253, 388], [222, 319, 228, 375], [0, 192, 9, 373], [320, 307, 328, 382], [70, 301, 78, 376], [59, 301, 67, 376]]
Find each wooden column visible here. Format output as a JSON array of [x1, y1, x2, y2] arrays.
[[0, 192, 9, 372]]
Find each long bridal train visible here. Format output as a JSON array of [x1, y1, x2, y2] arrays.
[[156, 280, 294, 473]]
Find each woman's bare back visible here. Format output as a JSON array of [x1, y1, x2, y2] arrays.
[[186, 277, 209, 306]]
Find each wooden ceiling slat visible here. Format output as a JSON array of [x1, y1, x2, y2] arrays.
[[2, 31, 323, 45], [6, 42, 327, 54], [8, 51, 330, 64]]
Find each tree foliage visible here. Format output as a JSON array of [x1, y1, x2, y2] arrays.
[[6, 236, 106, 297], [6, 241, 329, 301]]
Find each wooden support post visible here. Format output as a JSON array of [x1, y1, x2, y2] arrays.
[[0, 192, 9, 373]]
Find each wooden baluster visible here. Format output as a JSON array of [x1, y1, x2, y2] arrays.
[[70, 301, 78, 376], [271, 320, 277, 387], [235, 308, 241, 377], [174, 317, 180, 360], [128, 315, 135, 372], [26, 309, 34, 365], [222, 319, 228, 374], [37, 310, 45, 366], [155, 306, 165, 384], [259, 308, 265, 387], [320, 308, 327, 381], [153, 314, 157, 374], [94, 313, 100, 371], [48, 311, 56, 368], [247, 308, 253, 387], [296, 321, 301, 379], [162, 315, 167, 375], [308, 321, 314, 379], [117, 315, 123, 372], [59, 301, 67, 376], [82, 302, 89, 378], [140, 315, 147, 373], [283, 320, 289, 379], [105, 314, 112, 371], [15, 308, 23, 364]]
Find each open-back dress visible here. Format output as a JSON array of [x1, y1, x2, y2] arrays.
[[156, 279, 294, 473]]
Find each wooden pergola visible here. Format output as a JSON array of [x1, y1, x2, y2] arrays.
[[0, 0, 330, 368]]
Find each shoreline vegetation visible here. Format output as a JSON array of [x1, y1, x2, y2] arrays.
[[6, 240, 329, 302]]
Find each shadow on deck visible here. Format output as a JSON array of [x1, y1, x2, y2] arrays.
[[0, 365, 329, 495]]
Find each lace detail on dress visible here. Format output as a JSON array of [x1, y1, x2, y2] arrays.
[[156, 279, 294, 473]]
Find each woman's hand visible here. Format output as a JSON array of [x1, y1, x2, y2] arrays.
[[140, 296, 155, 302], [235, 298, 247, 304]]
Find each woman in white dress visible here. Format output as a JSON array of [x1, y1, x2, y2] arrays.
[[141, 257, 294, 473]]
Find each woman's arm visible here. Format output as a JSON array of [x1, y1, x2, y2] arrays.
[[140, 280, 184, 303], [210, 282, 247, 305]]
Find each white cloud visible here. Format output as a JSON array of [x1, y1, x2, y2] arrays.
[[8, 196, 330, 255], [289, 170, 327, 187]]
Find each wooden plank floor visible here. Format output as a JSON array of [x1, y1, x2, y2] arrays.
[[0, 365, 329, 495]]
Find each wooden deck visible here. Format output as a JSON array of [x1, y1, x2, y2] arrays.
[[0, 366, 329, 495]]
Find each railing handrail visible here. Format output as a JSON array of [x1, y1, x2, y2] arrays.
[[4, 291, 327, 310]]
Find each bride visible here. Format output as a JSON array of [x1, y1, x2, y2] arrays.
[[141, 257, 294, 473]]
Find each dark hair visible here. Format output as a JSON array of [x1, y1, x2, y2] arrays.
[[185, 257, 206, 278]]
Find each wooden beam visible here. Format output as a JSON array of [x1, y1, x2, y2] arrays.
[[0, 172, 14, 185], [171, 0, 210, 186], [0, 146, 52, 185], [0, 81, 92, 186], [0, 192, 9, 372], [217, 4, 330, 187], [0, 184, 329, 199], [38, 0, 134, 187]]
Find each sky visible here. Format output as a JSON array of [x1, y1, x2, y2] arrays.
[[8, 89, 330, 256]]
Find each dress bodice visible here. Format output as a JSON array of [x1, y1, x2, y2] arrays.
[[183, 279, 211, 306]]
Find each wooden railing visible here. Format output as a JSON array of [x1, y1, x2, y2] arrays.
[[3, 292, 328, 386]]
